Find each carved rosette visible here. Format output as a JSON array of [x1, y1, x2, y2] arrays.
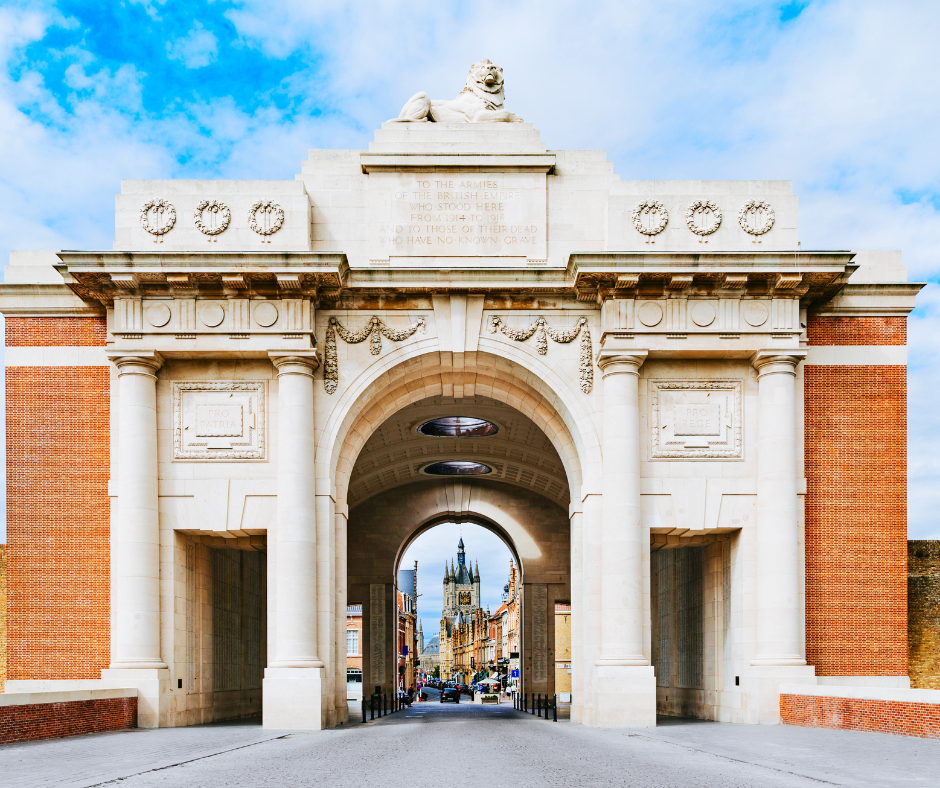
[[738, 200, 775, 242], [194, 200, 231, 237], [685, 200, 722, 241], [323, 315, 427, 394], [631, 200, 668, 243], [248, 200, 285, 243], [490, 315, 593, 394], [139, 199, 176, 242]]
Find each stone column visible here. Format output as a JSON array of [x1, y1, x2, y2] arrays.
[[592, 345, 655, 727], [749, 350, 815, 722], [109, 351, 166, 670], [263, 351, 325, 729], [101, 350, 168, 729]]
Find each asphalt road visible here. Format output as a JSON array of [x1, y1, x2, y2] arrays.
[[3, 690, 939, 788]]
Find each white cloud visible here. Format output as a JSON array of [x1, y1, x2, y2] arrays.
[[0, 0, 938, 539], [166, 22, 218, 69]]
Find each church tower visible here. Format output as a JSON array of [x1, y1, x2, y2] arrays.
[[442, 537, 481, 618]]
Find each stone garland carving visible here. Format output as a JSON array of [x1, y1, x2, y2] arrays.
[[139, 199, 176, 241], [685, 200, 722, 241], [631, 200, 668, 243], [323, 315, 427, 394], [194, 200, 231, 237], [738, 200, 775, 241], [490, 315, 593, 394], [248, 200, 285, 242]]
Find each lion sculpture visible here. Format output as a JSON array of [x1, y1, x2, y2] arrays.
[[389, 59, 523, 124]]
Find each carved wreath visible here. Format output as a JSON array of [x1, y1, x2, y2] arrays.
[[738, 200, 775, 238], [194, 200, 231, 235], [139, 199, 176, 236], [490, 315, 593, 394], [631, 200, 668, 238], [248, 200, 285, 236], [323, 316, 427, 394], [685, 200, 722, 237]]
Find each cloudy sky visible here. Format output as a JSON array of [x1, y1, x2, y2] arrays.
[[400, 523, 514, 641], [1, 0, 938, 541]]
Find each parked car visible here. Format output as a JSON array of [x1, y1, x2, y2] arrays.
[[440, 683, 461, 703]]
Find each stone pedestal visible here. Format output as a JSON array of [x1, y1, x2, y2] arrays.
[[100, 668, 170, 729], [593, 666, 657, 728], [262, 668, 325, 730], [747, 666, 817, 724]]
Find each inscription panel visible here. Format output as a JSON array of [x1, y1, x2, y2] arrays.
[[650, 380, 742, 459], [370, 583, 386, 687], [531, 583, 548, 685], [370, 171, 547, 262], [173, 381, 265, 460]]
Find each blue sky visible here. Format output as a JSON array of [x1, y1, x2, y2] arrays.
[[1, 0, 939, 541]]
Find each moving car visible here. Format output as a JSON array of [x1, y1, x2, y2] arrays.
[[439, 683, 461, 703]]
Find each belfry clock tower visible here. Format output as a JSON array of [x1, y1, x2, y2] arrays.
[[442, 538, 481, 618]]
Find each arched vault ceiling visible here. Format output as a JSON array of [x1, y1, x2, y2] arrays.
[[347, 396, 570, 509]]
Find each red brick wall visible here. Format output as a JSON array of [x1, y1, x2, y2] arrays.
[[6, 317, 111, 680], [804, 316, 908, 676], [807, 316, 906, 346], [0, 697, 136, 743], [6, 317, 107, 347], [781, 693, 940, 739]]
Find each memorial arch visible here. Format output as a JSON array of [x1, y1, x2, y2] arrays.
[[0, 61, 918, 733]]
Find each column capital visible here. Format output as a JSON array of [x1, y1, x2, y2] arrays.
[[596, 348, 648, 377], [269, 350, 320, 376], [751, 349, 807, 377], [105, 349, 164, 376]]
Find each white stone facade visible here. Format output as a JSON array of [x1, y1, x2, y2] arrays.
[[1, 121, 922, 730]]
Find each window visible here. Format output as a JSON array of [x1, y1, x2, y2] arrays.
[[423, 461, 492, 476], [418, 417, 498, 438], [347, 629, 359, 655]]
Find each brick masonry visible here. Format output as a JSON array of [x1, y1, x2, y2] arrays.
[[804, 316, 908, 676], [0, 697, 137, 744], [5, 316, 108, 347], [909, 541, 940, 689], [781, 693, 940, 739], [6, 317, 111, 680], [806, 316, 906, 346], [1, 545, 6, 691]]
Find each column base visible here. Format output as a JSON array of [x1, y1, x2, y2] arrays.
[[746, 665, 816, 724], [590, 665, 656, 728], [100, 668, 171, 728], [263, 668, 324, 730]]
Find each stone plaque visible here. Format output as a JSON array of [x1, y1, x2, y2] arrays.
[[531, 584, 548, 684], [173, 381, 265, 460], [673, 403, 720, 436], [650, 380, 742, 459], [370, 172, 547, 263], [370, 584, 386, 687]]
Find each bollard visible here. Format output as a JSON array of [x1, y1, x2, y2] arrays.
[[553, 694, 557, 722], [383, 692, 387, 717], [363, 698, 367, 724], [537, 693, 542, 718]]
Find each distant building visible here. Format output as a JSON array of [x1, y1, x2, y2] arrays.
[[346, 605, 363, 700], [420, 633, 440, 677], [397, 563, 418, 690]]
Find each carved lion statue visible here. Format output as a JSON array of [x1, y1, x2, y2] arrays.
[[389, 59, 523, 124]]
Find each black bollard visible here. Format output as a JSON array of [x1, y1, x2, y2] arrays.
[[370, 695, 375, 721], [537, 693, 542, 718], [363, 698, 367, 724], [553, 694, 558, 722], [383, 692, 387, 717]]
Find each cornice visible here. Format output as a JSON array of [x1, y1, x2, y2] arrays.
[[54, 251, 348, 308], [359, 152, 556, 173]]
